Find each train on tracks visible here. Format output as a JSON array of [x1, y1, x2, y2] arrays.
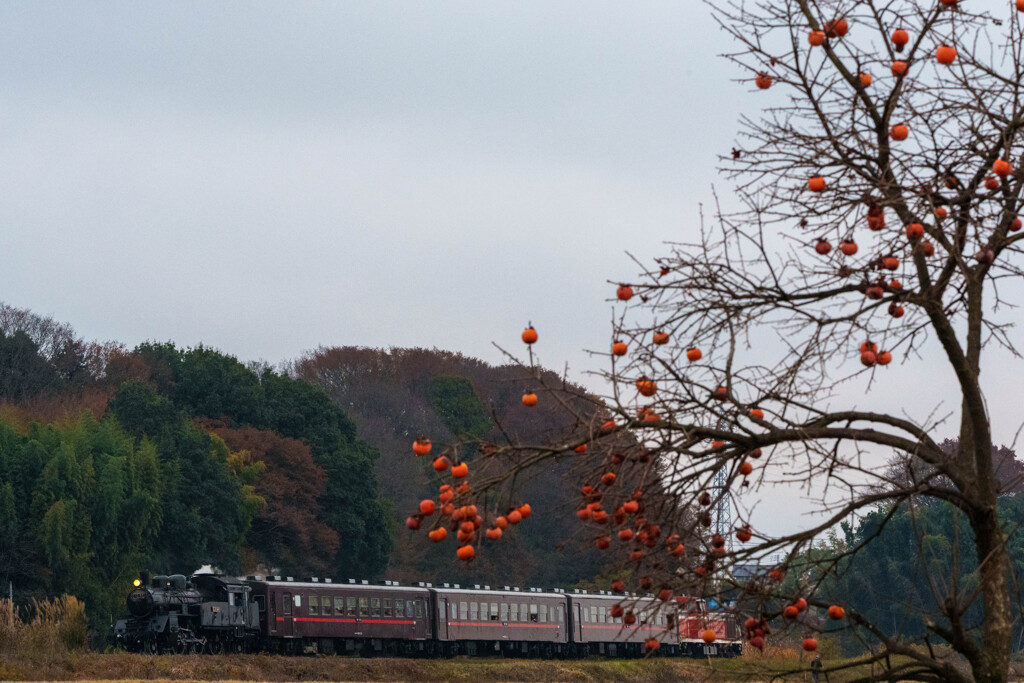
[[113, 571, 742, 657]]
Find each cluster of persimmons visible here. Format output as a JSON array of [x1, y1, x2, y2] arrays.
[[406, 436, 531, 563], [779, 1, 1022, 372]]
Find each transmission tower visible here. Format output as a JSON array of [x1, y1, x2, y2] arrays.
[[710, 417, 734, 554], [712, 465, 734, 553]]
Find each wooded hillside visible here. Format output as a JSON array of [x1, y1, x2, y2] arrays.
[[293, 346, 612, 588], [0, 304, 391, 634]]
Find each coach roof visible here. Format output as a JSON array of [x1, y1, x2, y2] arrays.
[[432, 586, 565, 599]]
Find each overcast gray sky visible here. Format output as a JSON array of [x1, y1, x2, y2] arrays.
[[1, 1, 734, 369], [3, 1, 1020, 540]]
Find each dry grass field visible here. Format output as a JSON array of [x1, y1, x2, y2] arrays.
[[0, 650, 942, 683]]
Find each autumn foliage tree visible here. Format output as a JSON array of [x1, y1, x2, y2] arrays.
[[201, 423, 340, 576], [422, 1, 1024, 681]]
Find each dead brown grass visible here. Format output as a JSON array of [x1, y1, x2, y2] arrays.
[[0, 653, 712, 683], [0, 651, 939, 683], [0, 596, 88, 657]]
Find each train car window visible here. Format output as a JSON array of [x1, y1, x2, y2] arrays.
[[529, 603, 538, 623], [490, 603, 499, 621], [332, 597, 343, 616], [470, 601, 479, 620], [346, 597, 357, 616], [599, 606, 606, 623], [396, 599, 406, 618], [458, 601, 467, 620], [383, 598, 392, 617], [407, 600, 415, 619], [414, 600, 423, 619], [500, 602, 508, 622], [666, 613, 675, 629], [358, 597, 368, 616], [270, 594, 276, 620], [520, 603, 527, 621], [254, 595, 266, 613], [308, 596, 319, 616], [559, 605, 565, 623], [590, 606, 597, 623], [283, 593, 292, 617], [371, 598, 381, 617], [509, 603, 518, 622]]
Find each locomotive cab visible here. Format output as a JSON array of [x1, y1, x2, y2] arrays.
[[185, 574, 260, 652]]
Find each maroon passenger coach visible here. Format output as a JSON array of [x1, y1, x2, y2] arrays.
[[568, 590, 678, 656], [432, 585, 569, 656], [249, 577, 433, 655]]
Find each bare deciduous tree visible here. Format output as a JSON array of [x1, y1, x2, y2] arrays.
[[419, 1, 1024, 680]]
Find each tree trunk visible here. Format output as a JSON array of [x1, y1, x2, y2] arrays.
[[971, 504, 1011, 683], [963, 276, 1009, 682]]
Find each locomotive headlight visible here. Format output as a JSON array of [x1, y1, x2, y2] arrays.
[[133, 579, 141, 587]]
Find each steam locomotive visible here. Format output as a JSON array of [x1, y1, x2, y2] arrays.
[[114, 571, 742, 657], [114, 572, 260, 653]]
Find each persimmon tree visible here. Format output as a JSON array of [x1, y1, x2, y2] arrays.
[[408, 0, 1024, 680]]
